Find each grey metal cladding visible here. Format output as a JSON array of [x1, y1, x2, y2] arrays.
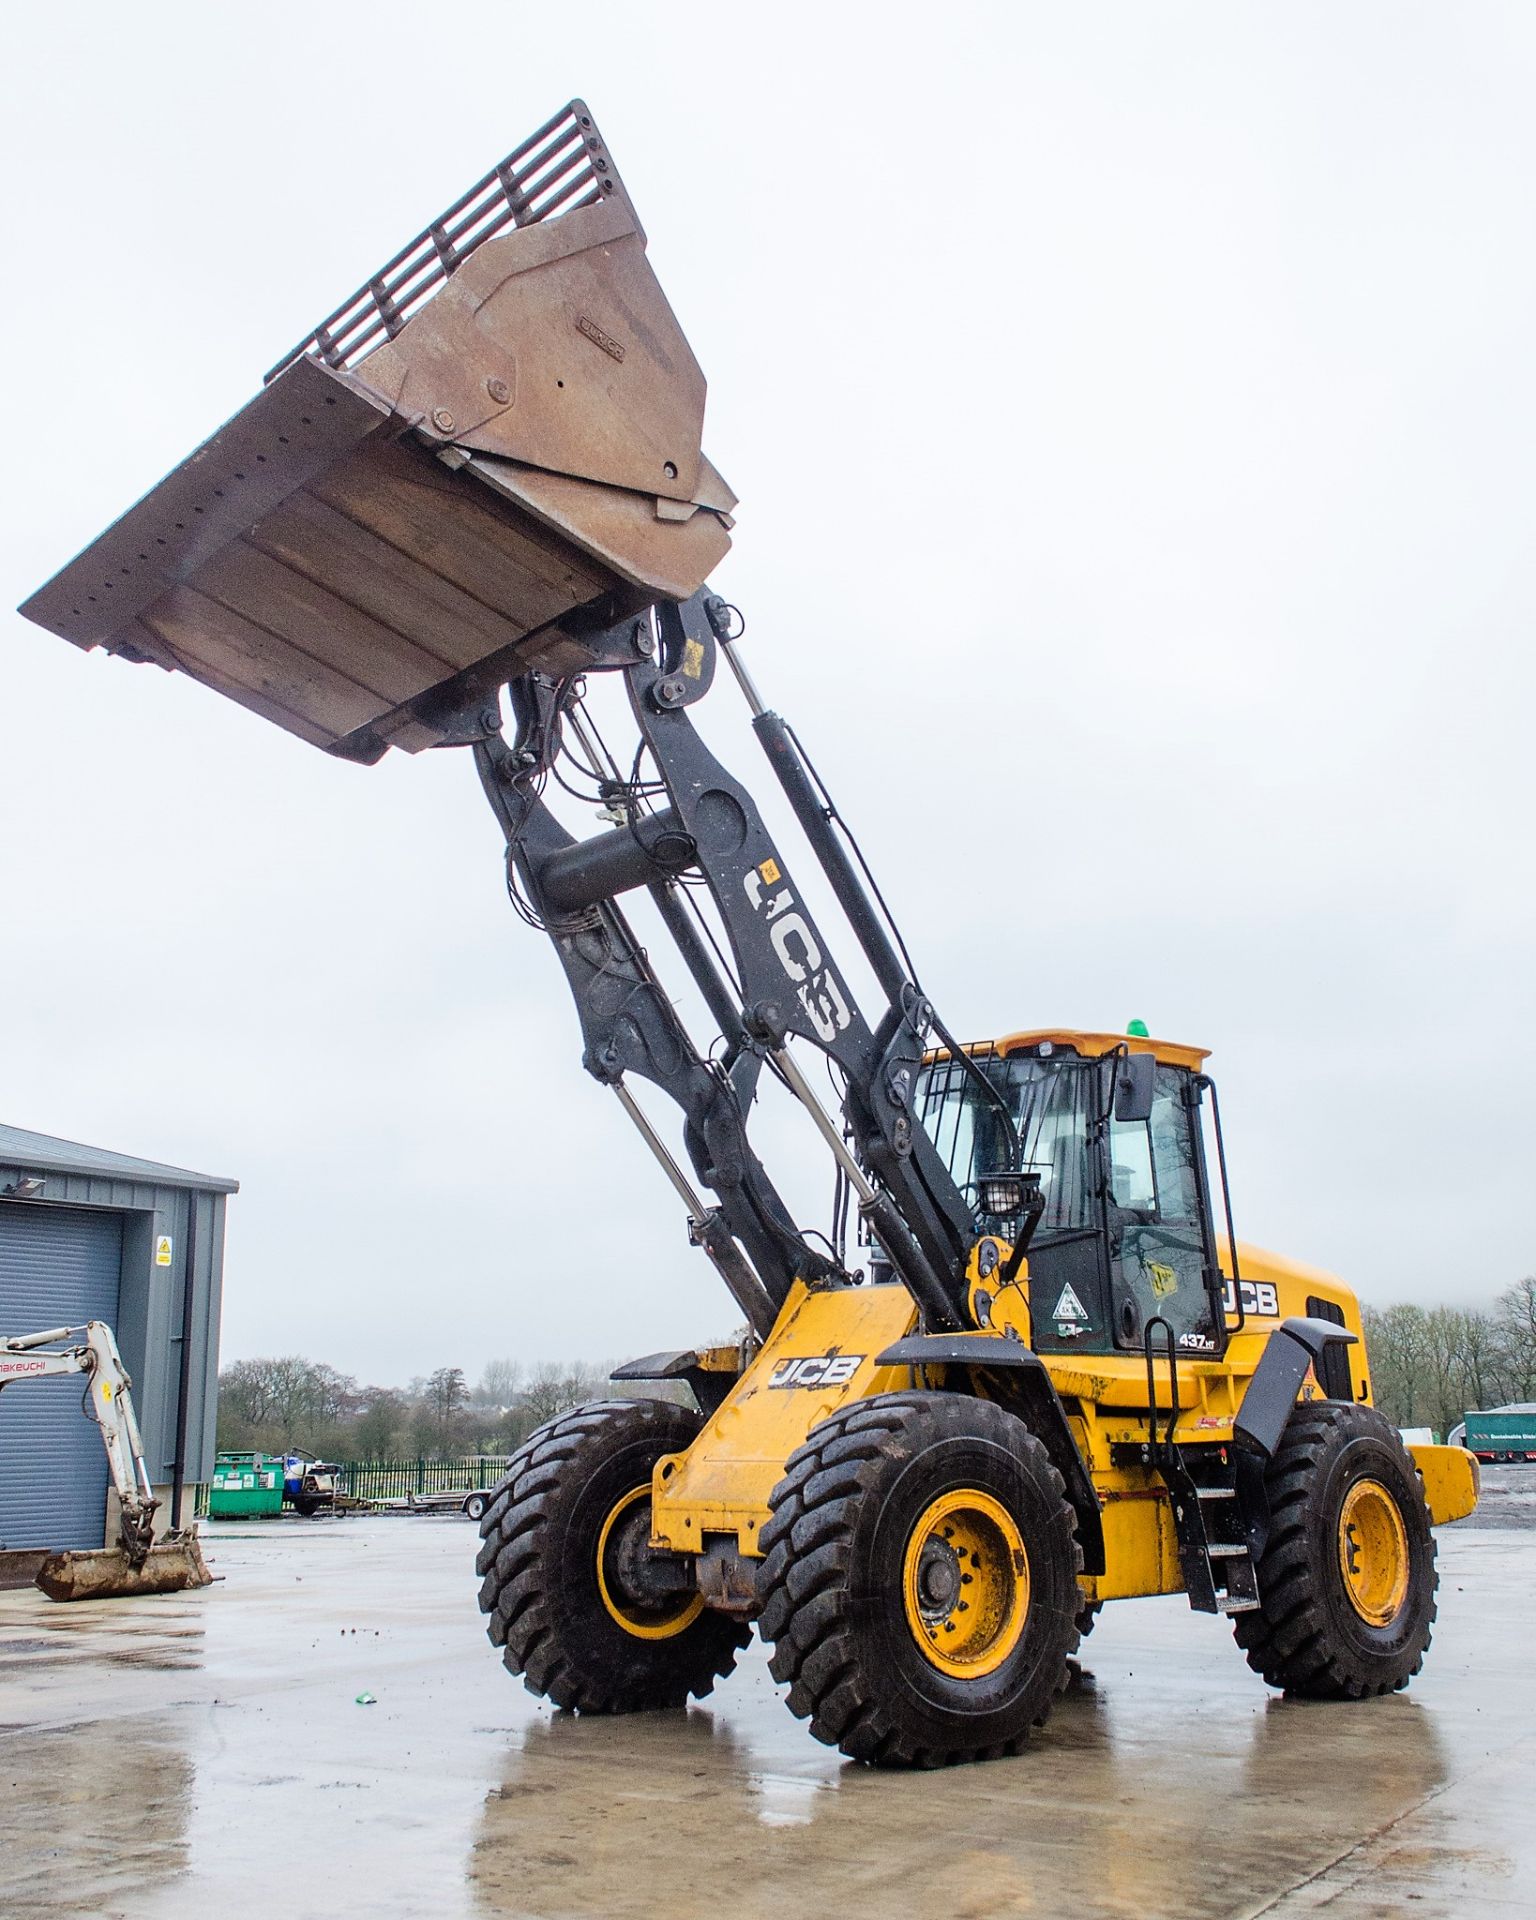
[[0, 1205, 124, 1549], [0, 1125, 234, 1510]]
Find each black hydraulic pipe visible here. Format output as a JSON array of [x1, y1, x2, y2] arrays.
[[692, 1211, 779, 1341], [537, 807, 694, 914], [649, 879, 749, 1050], [750, 712, 911, 1007], [649, 880, 765, 1114], [864, 1189, 962, 1332]]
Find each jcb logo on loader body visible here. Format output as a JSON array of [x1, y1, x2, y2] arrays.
[[1222, 1279, 1280, 1318], [743, 857, 854, 1045], [769, 1353, 866, 1391]]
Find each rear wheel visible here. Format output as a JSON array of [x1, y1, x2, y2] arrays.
[[476, 1399, 748, 1712], [1235, 1401, 1436, 1698], [756, 1391, 1082, 1767]]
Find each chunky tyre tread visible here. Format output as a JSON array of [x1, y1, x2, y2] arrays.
[[476, 1398, 748, 1713], [1235, 1401, 1437, 1700], [757, 1391, 1082, 1768]]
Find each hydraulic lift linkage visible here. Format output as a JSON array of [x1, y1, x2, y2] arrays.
[[465, 589, 1001, 1344]]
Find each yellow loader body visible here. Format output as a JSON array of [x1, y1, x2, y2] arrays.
[[652, 1249, 1478, 1605]]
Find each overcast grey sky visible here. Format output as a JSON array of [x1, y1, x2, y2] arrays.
[[3, 4, 1532, 1385]]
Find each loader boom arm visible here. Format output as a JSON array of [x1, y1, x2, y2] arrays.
[[468, 590, 984, 1336]]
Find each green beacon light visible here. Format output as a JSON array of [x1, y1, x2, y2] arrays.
[[1126, 1018, 1150, 1038]]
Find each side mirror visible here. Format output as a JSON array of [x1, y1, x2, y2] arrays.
[[1114, 1052, 1156, 1124]]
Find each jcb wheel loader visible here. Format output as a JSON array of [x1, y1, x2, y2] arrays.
[[20, 100, 1477, 1764]]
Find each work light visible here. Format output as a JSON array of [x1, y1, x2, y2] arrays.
[[978, 1170, 1040, 1220]]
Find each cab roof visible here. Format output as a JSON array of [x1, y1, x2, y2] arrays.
[[985, 1029, 1211, 1073]]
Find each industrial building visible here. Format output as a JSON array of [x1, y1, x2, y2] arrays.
[[0, 1124, 234, 1552]]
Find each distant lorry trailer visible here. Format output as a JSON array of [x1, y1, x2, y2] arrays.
[[1453, 1407, 1536, 1462]]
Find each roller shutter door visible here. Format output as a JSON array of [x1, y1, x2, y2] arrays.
[[0, 1203, 124, 1549]]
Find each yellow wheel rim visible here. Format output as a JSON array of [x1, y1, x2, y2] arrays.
[[1337, 1477, 1411, 1628], [595, 1486, 704, 1641], [902, 1488, 1030, 1679]]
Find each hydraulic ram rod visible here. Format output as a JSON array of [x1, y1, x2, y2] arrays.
[[612, 1081, 777, 1337], [720, 635, 910, 1008]]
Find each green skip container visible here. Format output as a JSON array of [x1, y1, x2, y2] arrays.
[[208, 1451, 284, 1518]]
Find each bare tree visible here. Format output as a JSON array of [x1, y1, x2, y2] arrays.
[[1362, 1305, 1433, 1426], [1496, 1277, 1536, 1401], [472, 1357, 522, 1408], [426, 1366, 468, 1428]]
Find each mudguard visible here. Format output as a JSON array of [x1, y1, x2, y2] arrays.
[[877, 1333, 1105, 1576], [1233, 1315, 1359, 1460]]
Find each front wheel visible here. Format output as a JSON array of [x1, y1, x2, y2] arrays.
[[756, 1391, 1082, 1767], [476, 1399, 749, 1712], [1235, 1401, 1437, 1698]]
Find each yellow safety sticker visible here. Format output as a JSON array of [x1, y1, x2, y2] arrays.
[[758, 857, 782, 885], [682, 638, 706, 680], [155, 1235, 173, 1267]]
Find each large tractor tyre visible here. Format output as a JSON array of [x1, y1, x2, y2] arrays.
[[756, 1391, 1083, 1767], [476, 1399, 749, 1713], [1234, 1401, 1437, 1699]]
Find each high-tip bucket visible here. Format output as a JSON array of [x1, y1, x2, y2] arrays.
[[20, 101, 734, 763]]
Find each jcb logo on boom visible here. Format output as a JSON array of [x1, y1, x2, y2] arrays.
[[769, 1353, 866, 1391], [743, 857, 853, 1044]]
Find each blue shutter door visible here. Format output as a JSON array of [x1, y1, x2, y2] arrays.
[[0, 1203, 125, 1550]]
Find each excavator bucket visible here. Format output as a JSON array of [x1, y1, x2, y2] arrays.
[[35, 1531, 213, 1603], [19, 102, 734, 763]]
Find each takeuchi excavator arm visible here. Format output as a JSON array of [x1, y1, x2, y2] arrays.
[[0, 1321, 212, 1600]]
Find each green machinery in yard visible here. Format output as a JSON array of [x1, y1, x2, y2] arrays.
[[208, 1452, 284, 1518]]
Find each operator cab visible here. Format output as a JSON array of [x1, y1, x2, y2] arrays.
[[914, 1029, 1230, 1359]]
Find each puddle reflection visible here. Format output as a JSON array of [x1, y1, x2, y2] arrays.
[[468, 1653, 1458, 1920], [8, 1722, 194, 1911]]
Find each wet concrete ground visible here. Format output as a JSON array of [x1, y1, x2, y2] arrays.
[[4, 1476, 1535, 1920]]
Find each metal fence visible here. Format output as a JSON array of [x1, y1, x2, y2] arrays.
[[336, 1456, 509, 1503]]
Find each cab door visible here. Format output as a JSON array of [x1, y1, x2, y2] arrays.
[[1017, 1062, 1115, 1354], [1104, 1066, 1222, 1354]]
